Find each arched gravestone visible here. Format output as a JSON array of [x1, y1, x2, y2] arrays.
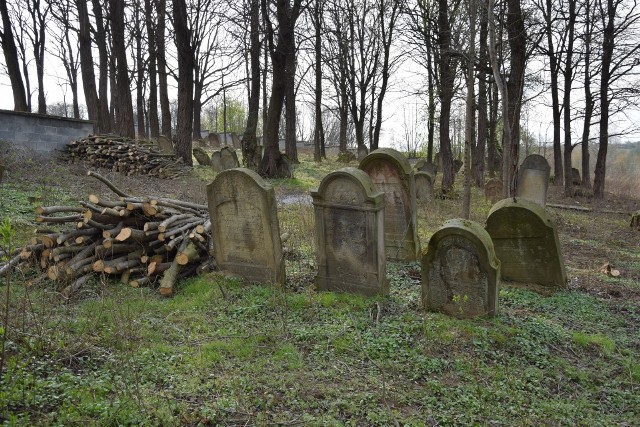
[[208, 132, 221, 149], [311, 167, 388, 296], [517, 154, 550, 206], [207, 168, 285, 284], [157, 135, 174, 155], [485, 198, 567, 292], [211, 147, 239, 173], [359, 148, 420, 262], [484, 178, 503, 204], [231, 133, 242, 149], [422, 219, 500, 318], [414, 171, 434, 202], [414, 159, 437, 177]]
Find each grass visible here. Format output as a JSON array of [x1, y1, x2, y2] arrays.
[[1, 152, 639, 425]]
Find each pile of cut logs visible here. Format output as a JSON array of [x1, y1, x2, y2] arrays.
[[0, 171, 214, 297], [63, 135, 191, 178]]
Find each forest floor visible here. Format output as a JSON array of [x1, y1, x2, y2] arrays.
[[0, 141, 639, 426]]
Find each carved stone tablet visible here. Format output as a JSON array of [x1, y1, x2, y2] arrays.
[[359, 148, 420, 261], [485, 198, 567, 292], [517, 154, 550, 206], [311, 167, 387, 296], [414, 171, 434, 202], [207, 168, 285, 284], [157, 135, 174, 155], [208, 132, 221, 149], [422, 219, 500, 318], [484, 178, 503, 204]]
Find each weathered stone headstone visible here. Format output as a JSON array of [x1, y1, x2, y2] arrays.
[[414, 159, 437, 177], [422, 219, 500, 318], [311, 167, 387, 296], [0, 162, 5, 183], [571, 167, 581, 186], [631, 210, 640, 229], [485, 197, 567, 292], [192, 147, 211, 166], [231, 133, 242, 149], [517, 154, 550, 206], [157, 135, 174, 155], [207, 168, 285, 284], [357, 145, 369, 161], [414, 171, 434, 202], [484, 178, 503, 204], [337, 150, 357, 163], [208, 132, 221, 149], [359, 148, 420, 261], [211, 147, 240, 173]]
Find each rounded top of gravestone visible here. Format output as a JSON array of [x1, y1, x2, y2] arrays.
[[414, 170, 434, 184], [359, 148, 413, 176], [487, 197, 553, 228], [520, 154, 550, 172], [208, 167, 273, 192], [425, 218, 500, 270], [311, 167, 384, 206]]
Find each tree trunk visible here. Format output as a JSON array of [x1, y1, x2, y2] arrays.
[[284, 39, 299, 163], [437, 0, 455, 192], [474, 0, 488, 187], [172, 0, 194, 166], [581, 0, 593, 190], [593, 0, 615, 198], [134, 1, 146, 139], [545, 0, 563, 186], [76, 0, 100, 127], [0, 0, 29, 111], [562, 0, 576, 197], [462, 0, 476, 219], [313, 0, 323, 162], [91, 0, 112, 133], [145, 0, 160, 138], [242, 0, 261, 169], [157, 0, 172, 138], [110, 0, 135, 138]]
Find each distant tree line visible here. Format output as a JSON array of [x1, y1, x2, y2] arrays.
[[0, 0, 638, 196]]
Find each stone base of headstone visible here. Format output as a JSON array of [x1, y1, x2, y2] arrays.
[[422, 219, 500, 318]]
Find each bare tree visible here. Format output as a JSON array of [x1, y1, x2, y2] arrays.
[[109, 0, 135, 138], [172, 0, 194, 165], [0, 0, 29, 111], [75, 0, 100, 127]]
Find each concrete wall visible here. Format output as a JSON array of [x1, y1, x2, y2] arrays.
[[0, 109, 95, 152]]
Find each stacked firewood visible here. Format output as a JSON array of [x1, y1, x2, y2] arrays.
[[0, 171, 214, 297], [63, 135, 191, 178]]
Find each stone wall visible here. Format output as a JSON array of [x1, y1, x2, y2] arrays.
[[0, 109, 95, 152]]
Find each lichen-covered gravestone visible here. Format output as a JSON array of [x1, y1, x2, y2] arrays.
[[207, 168, 285, 284], [208, 132, 221, 149], [485, 197, 567, 292], [211, 147, 239, 173], [359, 148, 420, 261], [422, 219, 500, 318], [311, 167, 388, 296], [414, 171, 434, 202], [414, 159, 437, 177], [192, 147, 211, 166], [517, 154, 550, 206], [157, 135, 174, 155], [484, 178, 503, 204]]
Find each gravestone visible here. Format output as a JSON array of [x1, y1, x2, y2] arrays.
[[311, 167, 387, 296], [192, 147, 211, 166], [359, 148, 420, 261], [631, 210, 640, 229], [485, 197, 567, 292], [414, 159, 437, 177], [484, 178, 503, 204], [517, 154, 550, 206], [422, 219, 500, 318], [414, 171, 434, 202], [208, 132, 221, 149], [157, 135, 174, 155], [231, 133, 242, 149], [571, 167, 581, 186], [211, 147, 239, 173], [207, 168, 285, 284], [0, 162, 4, 183], [357, 145, 369, 161]]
